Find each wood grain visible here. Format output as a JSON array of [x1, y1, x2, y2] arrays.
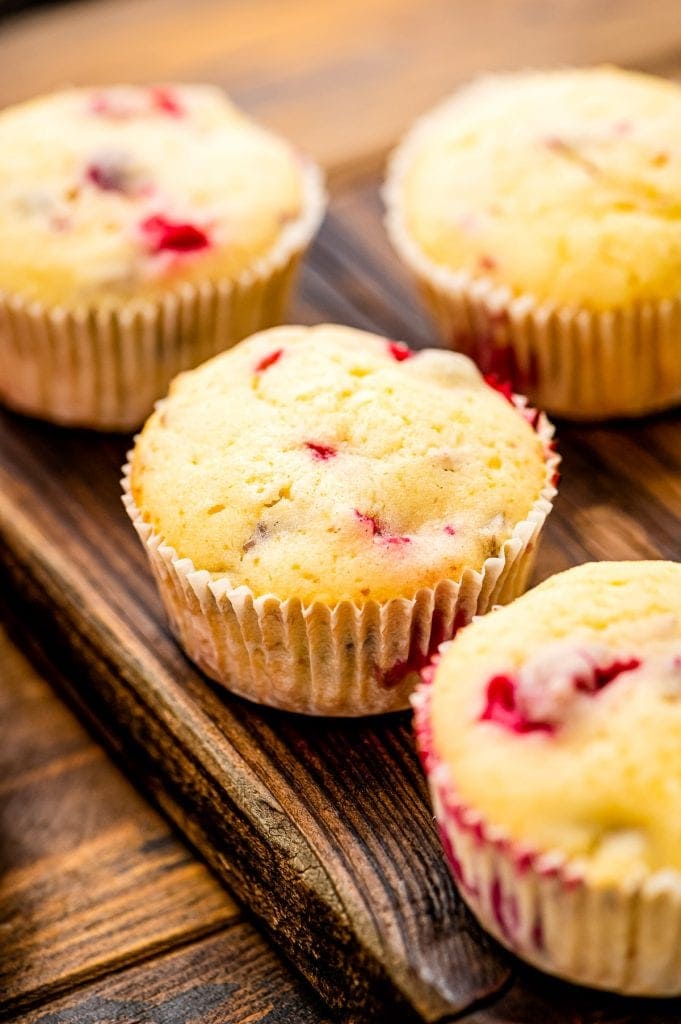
[[1, 186, 680, 1023], [11, 926, 332, 1024], [1, 0, 681, 1019], [0, 611, 332, 1024], [0, 615, 238, 1014]]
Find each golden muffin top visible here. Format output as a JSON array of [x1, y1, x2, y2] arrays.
[[388, 67, 681, 310], [0, 85, 315, 308], [428, 560, 681, 885], [130, 324, 551, 605]]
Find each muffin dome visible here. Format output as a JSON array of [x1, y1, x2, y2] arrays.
[[0, 84, 308, 309], [429, 559, 681, 884], [394, 66, 681, 310], [130, 323, 550, 606]]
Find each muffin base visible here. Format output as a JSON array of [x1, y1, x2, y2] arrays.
[[384, 102, 681, 421], [121, 400, 558, 716], [412, 675, 681, 995], [0, 161, 326, 431]]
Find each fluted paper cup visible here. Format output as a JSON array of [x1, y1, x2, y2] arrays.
[[0, 161, 326, 431], [413, 671, 681, 994], [121, 397, 558, 717], [384, 98, 681, 421]]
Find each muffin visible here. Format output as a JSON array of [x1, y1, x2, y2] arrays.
[[123, 323, 558, 716], [385, 66, 681, 420], [0, 84, 325, 429], [414, 560, 681, 993]]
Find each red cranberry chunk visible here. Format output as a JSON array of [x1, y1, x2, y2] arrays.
[[354, 510, 379, 536], [85, 153, 131, 193], [480, 646, 642, 735], [386, 340, 413, 362], [141, 214, 211, 254], [484, 374, 515, 406], [89, 87, 185, 119], [305, 442, 336, 460], [354, 509, 410, 545], [149, 86, 184, 117], [254, 349, 284, 373], [478, 254, 497, 272], [480, 674, 553, 734]]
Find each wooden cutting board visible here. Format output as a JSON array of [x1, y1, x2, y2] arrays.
[[1, 183, 681, 1023], [3, 0, 681, 1018]]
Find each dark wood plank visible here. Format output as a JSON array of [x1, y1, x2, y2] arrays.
[[466, 965, 681, 1024], [0, 617, 240, 1016], [0, 475, 504, 1023], [1, 183, 681, 1023], [10, 925, 333, 1024]]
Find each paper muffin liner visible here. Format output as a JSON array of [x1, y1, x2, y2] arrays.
[[0, 161, 326, 431], [412, 669, 681, 995], [384, 100, 681, 421], [121, 396, 558, 717]]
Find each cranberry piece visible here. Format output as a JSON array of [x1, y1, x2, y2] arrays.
[[585, 656, 641, 692], [386, 340, 413, 362], [149, 86, 184, 117], [89, 87, 185, 119], [354, 510, 379, 536], [305, 442, 336, 460], [85, 154, 131, 193], [484, 374, 515, 406], [89, 92, 126, 117], [480, 674, 554, 734], [478, 254, 497, 272], [141, 214, 210, 254], [254, 349, 284, 373], [354, 510, 410, 545]]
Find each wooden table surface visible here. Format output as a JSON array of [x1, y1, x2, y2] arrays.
[[0, 604, 332, 1023], [2, 1, 681, 1022]]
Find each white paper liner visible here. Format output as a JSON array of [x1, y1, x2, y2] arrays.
[[121, 396, 558, 717], [413, 668, 681, 994], [384, 89, 681, 421], [0, 161, 326, 431]]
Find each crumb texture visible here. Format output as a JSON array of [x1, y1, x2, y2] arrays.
[[431, 560, 681, 883], [131, 324, 547, 604], [398, 67, 681, 309], [0, 85, 304, 307]]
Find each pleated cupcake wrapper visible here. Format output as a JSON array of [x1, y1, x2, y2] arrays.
[[412, 674, 681, 995], [121, 400, 558, 717], [0, 162, 326, 431], [384, 103, 681, 421]]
